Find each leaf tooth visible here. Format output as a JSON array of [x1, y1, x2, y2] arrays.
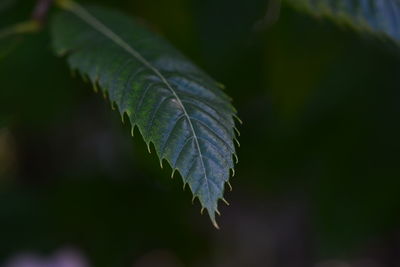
[[125, 109, 132, 117], [227, 181, 233, 191], [200, 207, 205, 214], [215, 209, 221, 216], [230, 168, 235, 177], [110, 101, 116, 111], [233, 114, 243, 124], [233, 153, 239, 164], [221, 198, 230, 206], [171, 168, 176, 179], [102, 88, 108, 99], [234, 126, 240, 137], [183, 182, 187, 190], [91, 81, 99, 93], [217, 82, 226, 89], [147, 142, 151, 153], [234, 137, 241, 147], [120, 111, 127, 124], [191, 195, 197, 204], [159, 159, 163, 169]]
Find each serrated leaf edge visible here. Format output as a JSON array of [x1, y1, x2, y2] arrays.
[[55, 0, 240, 228]]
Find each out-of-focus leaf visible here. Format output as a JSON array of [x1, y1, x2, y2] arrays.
[[284, 0, 400, 44], [51, 1, 239, 227]]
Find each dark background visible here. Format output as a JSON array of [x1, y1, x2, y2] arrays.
[[0, 0, 400, 266]]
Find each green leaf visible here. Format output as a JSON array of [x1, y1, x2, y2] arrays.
[[51, 1, 239, 227], [284, 0, 400, 44]]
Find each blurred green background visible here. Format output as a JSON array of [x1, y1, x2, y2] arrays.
[[0, 0, 400, 266]]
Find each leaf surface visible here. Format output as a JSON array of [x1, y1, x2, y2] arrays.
[[284, 0, 400, 43], [51, 1, 239, 227]]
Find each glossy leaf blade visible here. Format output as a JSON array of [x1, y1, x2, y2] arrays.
[[51, 1, 238, 227]]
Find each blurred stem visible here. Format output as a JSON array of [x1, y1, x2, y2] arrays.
[[32, 0, 54, 25], [54, 0, 75, 10], [0, 21, 40, 39], [0, 0, 54, 39]]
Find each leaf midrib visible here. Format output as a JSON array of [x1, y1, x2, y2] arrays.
[[63, 2, 214, 209]]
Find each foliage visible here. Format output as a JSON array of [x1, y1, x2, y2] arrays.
[[284, 0, 400, 43], [0, 0, 399, 265], [51, 1, 239, 226]]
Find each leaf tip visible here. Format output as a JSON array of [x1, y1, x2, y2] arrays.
[[206, 208, 220, 229], [233, 114, 243, 125]]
